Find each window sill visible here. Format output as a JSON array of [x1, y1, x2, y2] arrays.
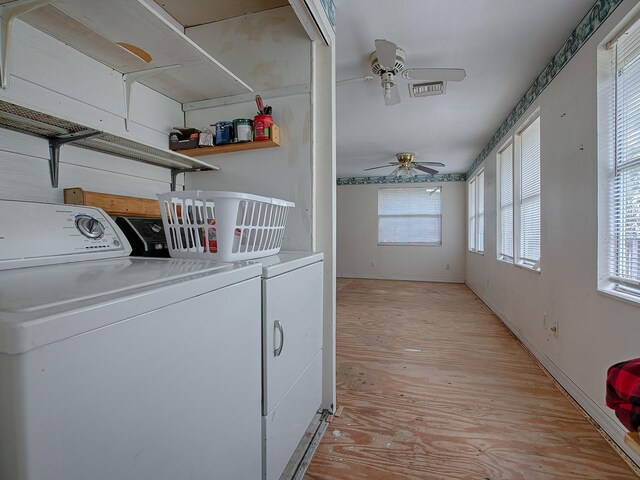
[[497, 256, 514, 265], [598, 285, 640, 307], [514, 261, 541, 274], [378, 242, 442, 247], [468, 250, 484, 256]]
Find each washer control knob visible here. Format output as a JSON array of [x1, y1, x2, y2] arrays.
[[151, 223, 162, 234], [76, 216, 105, 239]]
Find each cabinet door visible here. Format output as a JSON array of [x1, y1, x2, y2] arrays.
[[263, 261, 323, 415], [263, 351, 322, 480]]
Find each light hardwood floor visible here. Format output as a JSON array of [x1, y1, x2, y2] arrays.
[[305, 279, 637, 480]]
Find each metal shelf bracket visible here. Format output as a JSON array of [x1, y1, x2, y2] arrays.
[[170, 166, 214, 192], [0, 0, 52, 89], [48, 130, 101, 188], [123, 64, 181, 131]]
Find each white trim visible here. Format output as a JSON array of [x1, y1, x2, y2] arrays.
[[598, 287, 640, 307], [466, 282, 640, 466], [288, 0, 334, 46], [183, 84, 311, 111]]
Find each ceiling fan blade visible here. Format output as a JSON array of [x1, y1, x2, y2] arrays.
[[364, 165, 395, 171], [337, 76, 375, 86], [414, 164, 439, 175], [416, 161, 445, 167], [402, 68, 466, 82], [375, 39, 397, 70], [384, 83, 401, 106]]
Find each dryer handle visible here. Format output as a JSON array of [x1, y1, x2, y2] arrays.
[[274, 320, 284, 357]]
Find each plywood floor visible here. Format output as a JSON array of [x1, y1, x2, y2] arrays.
[[305, 279, 637, 480]]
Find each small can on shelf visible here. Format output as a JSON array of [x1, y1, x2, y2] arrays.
[[233, 118, 253, 143], [213, 121, 233, 145]]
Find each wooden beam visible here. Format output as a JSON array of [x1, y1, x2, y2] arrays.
[[64, 187, 161, 217]]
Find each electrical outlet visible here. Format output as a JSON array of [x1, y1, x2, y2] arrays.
[[550, 321, 559, 339], [445, 263, 450, 270], [370, 260, 375, 267], [543, 313, 547, 329]]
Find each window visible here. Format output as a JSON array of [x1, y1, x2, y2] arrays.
[[516, 115, 541, 269], [497, 141, 514, 262], [468, 169, 484, 253], [600, 17, 640, 299], [378, 187, 442, 245], [468, 177, 476, 251]]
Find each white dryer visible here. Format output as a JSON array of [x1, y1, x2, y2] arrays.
[[0, 200, 263, 480]]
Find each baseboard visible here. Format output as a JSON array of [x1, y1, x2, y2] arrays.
[[336, 273, 465, 283], [466, 282, 640, 469]]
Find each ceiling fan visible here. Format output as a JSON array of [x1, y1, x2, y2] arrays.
[[365, 152, 444, 177], [338, 39, 466, 106]]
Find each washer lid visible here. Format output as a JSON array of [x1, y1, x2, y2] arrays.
[[0, 257, 261, 354]]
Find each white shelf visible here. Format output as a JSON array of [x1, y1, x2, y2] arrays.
[[18, 0, 254, 103]]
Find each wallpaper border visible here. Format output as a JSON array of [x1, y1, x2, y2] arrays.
[[465, 0, 624, 177]]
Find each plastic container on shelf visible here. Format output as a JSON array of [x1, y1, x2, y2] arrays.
[[157, 190, 295, 262], [253, 114, 273, 141]]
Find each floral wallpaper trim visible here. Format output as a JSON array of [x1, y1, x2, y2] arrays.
[[465, 0, 624, 177], [337, 173, 466, 185]]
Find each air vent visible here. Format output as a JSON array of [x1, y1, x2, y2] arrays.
[[409, 81, 446, 98]]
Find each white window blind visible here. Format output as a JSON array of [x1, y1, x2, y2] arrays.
[[477, 171, 485, 253], [518, 116, 541, 266], [378, 187, 442, 245], [468, 170, 484, 253], [610, 19, 640, 291], [468, 178, 476, 251], [498, 142, 514, 261]]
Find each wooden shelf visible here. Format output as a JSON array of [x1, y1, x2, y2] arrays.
[[180, 124, 280, 158]]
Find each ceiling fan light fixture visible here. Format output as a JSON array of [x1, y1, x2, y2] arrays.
[[409, 81, 446, 98], [391, 165, 416, 179]]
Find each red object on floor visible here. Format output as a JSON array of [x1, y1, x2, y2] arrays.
[[606, 358, 640, 432]]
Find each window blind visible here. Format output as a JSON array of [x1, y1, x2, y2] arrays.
[[611, 19, 640, 289], [519, 116, 541, 266], [468, 179, 476, 251], [498, 143, 514, 260], [378, 187, 442, 245], [477, 170, 485, 253]]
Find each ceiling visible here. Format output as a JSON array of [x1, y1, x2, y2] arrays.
[[154, 0, 289, 28], [335, 0, 594, 178]]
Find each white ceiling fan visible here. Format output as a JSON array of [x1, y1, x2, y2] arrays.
[[365, 152, 444, 177], [338, 39, 466, 106]]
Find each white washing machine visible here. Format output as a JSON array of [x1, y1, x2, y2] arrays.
[[0, 200, 263, 480]]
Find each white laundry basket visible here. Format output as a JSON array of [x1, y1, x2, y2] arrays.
[[157, 190, 295, 262]]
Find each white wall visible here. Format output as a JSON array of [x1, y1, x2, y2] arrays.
[[186, 94, 312, 251], [337, 182, 466, 282], [0, 20, 184, 200], [184, 7, 313, 251], [465, 0, 640, 463], [186, 6, 310, 90]]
